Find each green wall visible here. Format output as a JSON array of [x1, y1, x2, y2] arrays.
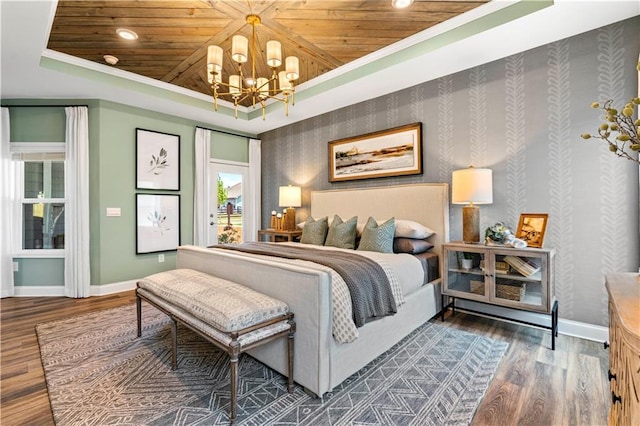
[[10, 107, 66, 142], [6, 99, 251, 288], [211, 132, 248, 162], [13, 258, 64, 286]]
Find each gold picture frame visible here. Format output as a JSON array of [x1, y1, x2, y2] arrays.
[[516, 213, 548, 248], [328, 122, 422, 182]]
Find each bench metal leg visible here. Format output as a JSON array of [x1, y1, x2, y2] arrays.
[[136, 294, 142, 338]]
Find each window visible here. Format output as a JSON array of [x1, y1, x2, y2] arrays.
[[12, 143, 66, 253], [22, 161, 65, 249]]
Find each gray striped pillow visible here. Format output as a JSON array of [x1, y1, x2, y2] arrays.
[[358, 216, 396, 253]]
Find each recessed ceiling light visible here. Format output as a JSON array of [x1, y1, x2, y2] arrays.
[[103, 55, 119, 65], [391, 0, 414, 9], [116, 28, 138, 40]]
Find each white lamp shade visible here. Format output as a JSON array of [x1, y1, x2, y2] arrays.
[[231, 35, 248, 63], [207, 45, 223, 73], [285, 56, 299, 81], [229, 75, 242, 96], [278, 71, 292, 94], [266, 40, 282, 67], [207, 64, 221, 84], [256, 77, 269, 98], [452, 167, 493, 205], [279, 185, 301, 207]]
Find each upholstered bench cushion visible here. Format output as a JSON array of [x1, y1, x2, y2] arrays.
[[137, 288, 292, 348], [137, 268, 289, 333]]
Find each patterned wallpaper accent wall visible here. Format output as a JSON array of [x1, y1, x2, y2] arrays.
[[259, 17, 640, 327]]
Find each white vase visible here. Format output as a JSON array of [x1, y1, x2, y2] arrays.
[[461, 258, 473, 271]]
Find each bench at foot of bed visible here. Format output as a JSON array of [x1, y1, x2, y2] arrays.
[[135, 268, 296, 422]]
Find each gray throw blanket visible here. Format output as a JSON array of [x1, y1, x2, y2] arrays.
[[213, 242, 397, 327]]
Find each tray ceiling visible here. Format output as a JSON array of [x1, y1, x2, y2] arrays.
[[47, 0, 489, 107]]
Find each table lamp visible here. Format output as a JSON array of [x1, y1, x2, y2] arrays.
[[279, 185, 301, 231], [452, 167, 493, 243]]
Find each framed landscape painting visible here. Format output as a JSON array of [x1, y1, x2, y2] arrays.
[[136, 194, 181, 254], [136, 128, 180, 190], [328, 122, 422, 182]]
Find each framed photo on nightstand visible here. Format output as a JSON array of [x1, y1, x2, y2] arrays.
[[516, 213, 548, 248]]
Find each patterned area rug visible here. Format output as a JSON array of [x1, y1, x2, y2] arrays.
[[36, 304, 508, 425]]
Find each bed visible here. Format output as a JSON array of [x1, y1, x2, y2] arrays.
[[176, 183, 450, 397]]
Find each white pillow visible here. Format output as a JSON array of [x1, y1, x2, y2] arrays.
[[357, 219, 435, 239], [395, 219, 435, 239]]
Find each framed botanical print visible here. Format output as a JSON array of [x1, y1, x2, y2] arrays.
[[136, 194, 180, 254], [136, 128, 180, 190]]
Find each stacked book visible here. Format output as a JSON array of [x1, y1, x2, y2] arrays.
[[481, 260, 510, 275], [504, 255, 541, 277]]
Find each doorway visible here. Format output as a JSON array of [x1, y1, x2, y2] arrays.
[[209, 161, 248, 246]]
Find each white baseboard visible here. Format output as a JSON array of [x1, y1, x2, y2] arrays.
[[558, 318, 608, 343], [90, 279, 137, 296], [453, 299, 608, 343], [13, 286, 65, 297], [5, 280, 137, 298]]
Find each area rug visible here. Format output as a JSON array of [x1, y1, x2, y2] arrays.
[[36, 304, 508, 425]]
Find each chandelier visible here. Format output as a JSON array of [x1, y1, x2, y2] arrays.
[[206, 14, 299, 120]]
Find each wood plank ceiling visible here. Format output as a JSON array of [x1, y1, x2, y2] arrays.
[[47, 0, 489, 107]]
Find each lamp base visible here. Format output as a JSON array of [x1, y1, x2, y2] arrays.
[[462, 205, 480, 243], [284, 207, 296, 231]]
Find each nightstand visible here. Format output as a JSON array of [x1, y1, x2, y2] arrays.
[[441, 241, 558, 349], [257, 229, 302, 242]]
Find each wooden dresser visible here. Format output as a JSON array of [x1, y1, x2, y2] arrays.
[[605, 273, 640, 426]]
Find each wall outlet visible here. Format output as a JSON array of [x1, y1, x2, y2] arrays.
[[12, 262, 19, 272], [158, 254, 165, 263]]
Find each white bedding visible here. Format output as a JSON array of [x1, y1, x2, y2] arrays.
[[210, 242, 424, 343]]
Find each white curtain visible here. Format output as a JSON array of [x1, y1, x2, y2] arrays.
[[193, 127, 211, 246], [1, 108, 15, 298], [246, 138, 261, 242], [64, 106, 91, 298]]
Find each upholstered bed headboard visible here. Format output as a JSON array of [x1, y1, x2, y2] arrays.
[[310, 183, 450, 259]]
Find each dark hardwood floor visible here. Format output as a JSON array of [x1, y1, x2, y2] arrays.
[[1, 292, 610, 425]]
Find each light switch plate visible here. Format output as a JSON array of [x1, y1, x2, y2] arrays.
[[12, 261, 19, 272], [106, 207, 121, 217]]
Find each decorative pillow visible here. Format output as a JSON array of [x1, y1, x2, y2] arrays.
[[394, 219, 435, 239], [356, 219, 435, 239], [393, 238, 434, 254], [300, 216, 328, 245], [358, 217, 395, 253], [324, 215, 358, 249]]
